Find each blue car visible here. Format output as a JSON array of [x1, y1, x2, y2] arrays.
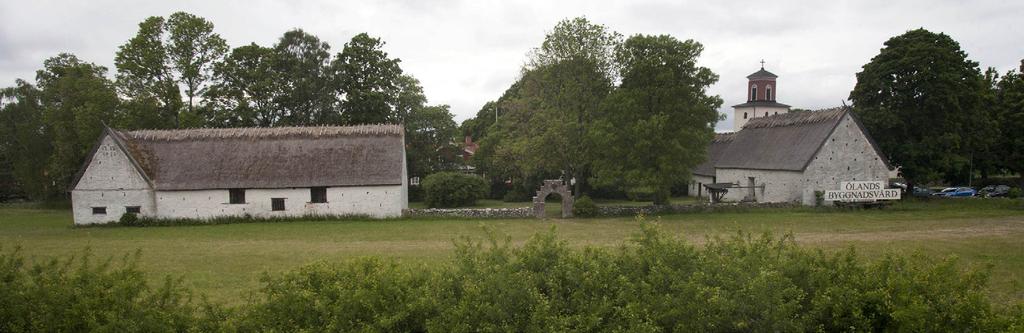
[[941, 187, 976, 197]]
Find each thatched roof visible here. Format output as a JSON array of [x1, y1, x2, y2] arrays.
[[693, 132, 735, 177], [715, 107, 850, 172], [94, 125, 405, 190]]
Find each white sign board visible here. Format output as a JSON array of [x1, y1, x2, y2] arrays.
[[824, 181, 901, 202]]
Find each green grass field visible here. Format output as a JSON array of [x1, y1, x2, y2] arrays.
[[2, 199, 1022, 307]]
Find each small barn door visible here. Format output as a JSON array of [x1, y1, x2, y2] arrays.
[[747, 177, 756, 202]]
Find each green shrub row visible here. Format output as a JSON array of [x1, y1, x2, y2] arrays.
[[0, 248, 226, 332], [87, 213, 376, 228], [4, 223, 1024, 332], [422, 172, 489, 208]]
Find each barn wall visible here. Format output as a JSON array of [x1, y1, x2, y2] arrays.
[[715, 168, 804, 203], [72, 190, 156, 225], [800, 114, 891, 204], [154, 185, 405, 220], [72, 135, 156, 225], [687, 174, 715, 200]]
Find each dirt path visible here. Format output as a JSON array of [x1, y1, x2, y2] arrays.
[[792, 217, 1024, 243]]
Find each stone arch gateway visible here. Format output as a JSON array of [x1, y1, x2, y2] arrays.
[[533, 180, 573, 218]]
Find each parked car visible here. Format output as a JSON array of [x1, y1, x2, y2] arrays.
[[979, 185, 1010, 197], [932, 187, 957, 197], [911, 187, 934, 197], [943, 187, 976, 197]]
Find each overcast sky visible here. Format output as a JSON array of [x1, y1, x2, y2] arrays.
[[2, 0, 1021, 131]]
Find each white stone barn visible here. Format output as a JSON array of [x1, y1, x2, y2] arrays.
[[690, 107, 891, 205], [70, 125, 408, 225]]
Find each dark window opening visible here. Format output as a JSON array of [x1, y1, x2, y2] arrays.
[[766, 87, 773, 100], [271, 198, 285, 211], [310, 187, 327, 203], [229, 189, 246, 204], [751, 86, 757, 101], [92, 207, 106, 215], [126, 206, 141, 214], [764, 112, 768, 117], [743, 112, 748, 119]]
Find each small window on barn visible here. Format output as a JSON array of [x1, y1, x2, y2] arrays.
[[229, 189, 246, 204], [271, 198, 285, 211], [92, 207, 106, 215], [310, 187, 327, 203], [126, 206, 141, 214]]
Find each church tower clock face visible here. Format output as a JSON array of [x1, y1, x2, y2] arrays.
[[732, 61, 791, 130]]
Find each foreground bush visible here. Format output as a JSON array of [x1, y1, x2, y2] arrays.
[[242, 223, 1022, 332], [0, 248, 220, 332], [5, 223, 1023, 331], [422, 172, 488, 208]]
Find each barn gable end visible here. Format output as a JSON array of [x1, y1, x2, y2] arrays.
[[74, 133, 152, 191], [798, 113, 892, 204]]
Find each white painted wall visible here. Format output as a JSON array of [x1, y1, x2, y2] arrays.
[[154, 185, 405, 220], [72, 135, 155, 225], [715, 168, 804, 203], [687, 175, 715, 200], [733, 105, 789, 130], [799, 114, 891, 205]]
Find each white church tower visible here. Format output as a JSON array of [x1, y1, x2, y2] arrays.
[[732, 61, 791, 130]]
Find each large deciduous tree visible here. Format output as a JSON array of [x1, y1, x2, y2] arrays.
[[204, 43, 282, 127], [333, 33, 404, 124], [995, 69, 1024, 185], [115, 16, 180, 129], [492, 17, 622, 198], [166, 12, 229, 117], [590, 35, 721, 204], [115, 12, 227, 129], [405, 104, 459, 178], [37, 54, 119, 194], [272, 29, 335, 126], [849, 29, 987, 189], [0, 81, 51, 199]]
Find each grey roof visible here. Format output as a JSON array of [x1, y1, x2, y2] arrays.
[[80, 125, 406, 190], [715, 108, 848, 171], [732, 101, 791, 108], [747, 68, 778, 79], [693, 132, 735, 177]]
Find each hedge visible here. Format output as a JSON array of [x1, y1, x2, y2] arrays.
[[422, 172, 488, 208], [3, 222, 1023, 332]]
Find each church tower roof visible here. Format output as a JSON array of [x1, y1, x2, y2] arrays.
[[746, 68, 778, 79]]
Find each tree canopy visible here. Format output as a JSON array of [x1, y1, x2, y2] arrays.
[[0, 12, 460, 200], [850, 28, 987, 187], [590, 34, 722, 204]]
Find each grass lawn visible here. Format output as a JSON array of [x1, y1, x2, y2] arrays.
[[1, 198, 1022, 307]]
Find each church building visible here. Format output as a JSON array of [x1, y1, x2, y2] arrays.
[[689, 65, 892, 205]]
